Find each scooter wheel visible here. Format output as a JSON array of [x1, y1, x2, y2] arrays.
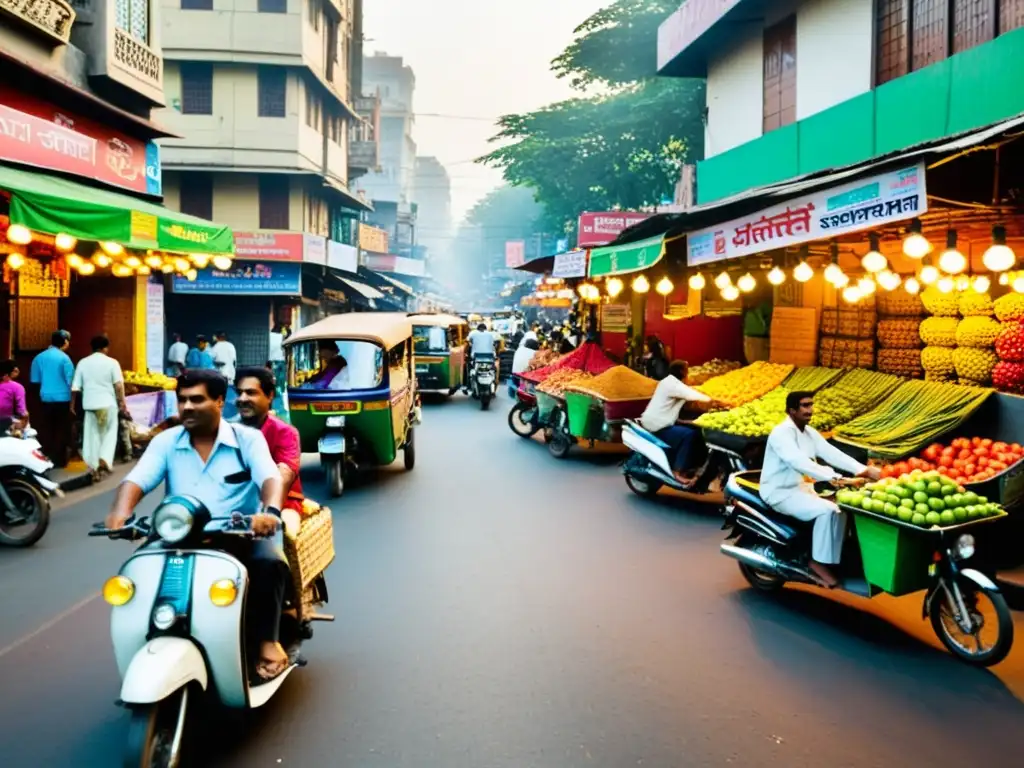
[[625, 474, 662, 498], [0, 479, 50, 547], [930, 581, 1014, 667], [326, 461, 345, 498], [123, 689, 186, 768], [508, 403, 541, 438], [738, 562, 786, 593]]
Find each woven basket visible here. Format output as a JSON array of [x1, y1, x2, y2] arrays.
[[284, 505, 335, 593]]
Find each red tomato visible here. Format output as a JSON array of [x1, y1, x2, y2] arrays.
[[973, 447, 989, 457], [939, 455, 954, 468], [895, 461, 909, 475], [990, 460, 1008, 471], [942, 446, 956, 457], [959, 449, 973, 461], [978, 456, 989, 468], [1013, 443, 1023, 452], [937, 466, 949, 476], [981, 438, 993, 449], [953, 458, 965, 469], [923, 445, 941, 461], [972, 437, 982, 447], [993, 442, 1009, 453], [964, 463, 977, 476]]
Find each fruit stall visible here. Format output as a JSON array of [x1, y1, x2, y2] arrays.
[[122, 371, 179, 429]]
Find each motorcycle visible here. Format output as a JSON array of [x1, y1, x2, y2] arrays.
[[91, 496, 334, 766], [621, 419, 748, 507], [720, 471, 1014, 667], [469, 354, 498, 411], [507, 375, 542, 438], [0, 426, 60, 547]]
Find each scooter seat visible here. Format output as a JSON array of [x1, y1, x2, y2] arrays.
[[726, 473, 807, 541], [624, 420, 670, 450]]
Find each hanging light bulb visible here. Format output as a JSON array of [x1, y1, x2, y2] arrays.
[[655, 277, 673, 296], [145, 254, 164, 269], [111, 263, 133, 277], [191, 253, 211, 269], [100, 241, 124, 256], [54, 233, 77, 252], [137, 265, 151, 275], [904, 277, 921, 295], [902, 219, 931, 259], [878, 270, 902, 291], [861, 233, 887, 273], [1014, 276, 1024, 293], [737, 273, 756, 293], [577, 282, 594, 298], [212, 255, 233, 271], [6, 252, 25, 270], [793, 261, 813, 282], [920, 263, 939, 285], [174, 257, 191, 273], [161, 262, 175, 274], [832, 272, 850, 288], [186, 269, 199, 282], [65, 253, 84, 269], [93, 252, 112, 268], [688, 273, 706, 291], [842, 286, 862, 303], [124, 255, 142, 269], [632, 274, 650, 293], [76, 261, 96, 276], [955, 275, 971, 292], [605, 277, 624, 298], [714, 271, 732, 290], [937, 276, 955, 294], [824, 262, 845, 286], [721, 284, 740, 301], [6, 224, 32, 245], [937, 229, 966, 274], [767, 266, 786, 285], [999, 272, 1010, 285], [983, 225, 1016, 272], [973, 275, 991, 293], [857, 277, 877, 295]]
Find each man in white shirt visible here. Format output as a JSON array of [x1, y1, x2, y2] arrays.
[[72, 334, 128, 476], [211, 331, 238, 383], [467, 323, 498, 361], [760, 391, 880, 587], [639, 361, 712, 483], [167, 333, 188, 377]]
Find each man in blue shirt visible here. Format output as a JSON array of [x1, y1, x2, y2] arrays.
[[30, 330, 75, 467], [105, 369, 291, 680], [185, 335, 216, 370]]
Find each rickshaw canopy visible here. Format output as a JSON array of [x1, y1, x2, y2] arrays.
[[408, 313, 470, 329], [284, 312, 413, 350]]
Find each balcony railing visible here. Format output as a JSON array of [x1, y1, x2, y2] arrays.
[[113, 27, 160, 86], [0, 0, 76, 44], [349, 140, 378, 173]]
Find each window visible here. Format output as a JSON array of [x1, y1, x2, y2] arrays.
[[762, 16, 796, 133], [258, 0, 287, 12], [258, 67, 287, 118], [289, 340, 383, 390], [259, 175, 290, 229], [953, 0, 994, 51], [180, 63, 213, 115], [179, 173, 213, 220], [115, 0, 149, 43], [181, 0, 212, 9], [1001, 0, 1024, 33], [307, 0, 319, 29], [305, 88, 321, 131], [911, 0, 950, 68], [876, 0, 909, 85]]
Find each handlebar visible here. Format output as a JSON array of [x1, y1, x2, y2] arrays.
[[88, 512, 263, 542]]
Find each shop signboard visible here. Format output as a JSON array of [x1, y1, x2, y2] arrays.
[[327, 240, 358, 272], [145, 280, 165, 374], [552, 250, 588, 279], [600, 303, 632, 333], [505, 240, 526, 269], [687, 163, 928, 267], [303, 234, 327, 265], [358, 223, 389, 254], [233, 231, 304, 262], [363, 253, 426, 277], [0, 86, 161, 195], [577, 212, 651, 248], [172, 261, 302, 295]]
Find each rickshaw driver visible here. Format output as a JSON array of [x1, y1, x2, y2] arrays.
[[104, 369, 292, 681], [759, 392, 880, 588], [305, 340, 351, 390]]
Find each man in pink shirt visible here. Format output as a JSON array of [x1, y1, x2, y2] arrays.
[[0, 360, 29, 432]]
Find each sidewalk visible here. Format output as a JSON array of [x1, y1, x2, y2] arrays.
[[48, 460, 136, 511]]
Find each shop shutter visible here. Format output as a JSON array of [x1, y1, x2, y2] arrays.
[[876, 0, 909, 85], [165, 294, 271, 369]]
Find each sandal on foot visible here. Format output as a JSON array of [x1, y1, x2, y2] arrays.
[[255, 658, 289, 682]]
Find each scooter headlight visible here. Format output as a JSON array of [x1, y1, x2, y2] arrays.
[[325, 415, 346, 428], [152, 603, 177, 630], [952, 533, 976, 562], [103, 575, 135, 606], [153, 502, 194, 543]]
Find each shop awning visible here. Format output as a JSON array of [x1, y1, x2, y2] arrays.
[[588, 234, 665, 277], [337, 276, 384, 300], [515, 254, 555, 274], [0, 163, 235, 254], [376, 272, 415, 295]]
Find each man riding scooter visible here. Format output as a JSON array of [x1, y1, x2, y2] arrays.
[[638, 360, 711, 485], [105, 369, 291, 681], [760, 391, 880, 587]]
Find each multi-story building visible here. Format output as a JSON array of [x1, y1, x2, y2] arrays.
[[156, 0, 377, 354], [658, 0, 1024, 205], [412, 155, 452, 265], [360, 52, 418, 269]]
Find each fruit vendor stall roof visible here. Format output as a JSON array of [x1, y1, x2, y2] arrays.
[[603, 111, 1024, 252], [0, 163, 235, 254]]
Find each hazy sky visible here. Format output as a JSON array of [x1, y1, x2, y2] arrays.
[[363, 0, 610, 224]]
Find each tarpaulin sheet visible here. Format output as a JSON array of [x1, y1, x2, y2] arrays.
[[520, 342, 617, 384]]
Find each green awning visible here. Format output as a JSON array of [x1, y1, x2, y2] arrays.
[[0, 164, 234, 255], [588, 234, 664, 277]]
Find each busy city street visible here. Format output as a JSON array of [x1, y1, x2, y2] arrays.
[[2, 396, 1024, 768]]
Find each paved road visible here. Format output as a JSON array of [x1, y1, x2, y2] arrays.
[[2, 394, 1024, 767]]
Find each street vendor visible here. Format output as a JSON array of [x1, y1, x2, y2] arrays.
[[639, 361, 712, 484], [760, 391, 880, 588]]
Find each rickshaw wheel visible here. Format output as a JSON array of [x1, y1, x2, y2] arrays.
[[404, 429, 416, 470], [326, 461, 344, 498]]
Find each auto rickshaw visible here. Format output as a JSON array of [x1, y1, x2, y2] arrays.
[[284, 312, 421, 498], [409, 313, 469, 395]]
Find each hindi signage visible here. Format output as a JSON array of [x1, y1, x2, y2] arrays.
[[233, 231, 304, 261], [687, 163, 928, 266], [552, 250, 587, 279], [172, 262, 302, 295], [358, 223, 389, 254], [505, 240, 526, 269], [577, 211, 651, 248], [145, 280, 165, 374]]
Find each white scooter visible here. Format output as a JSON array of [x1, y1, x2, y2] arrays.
[[621, 420, 748, 507], [469, 354, 498, 410], [91, 496, 333, 767], [0, 425, 61, 547]]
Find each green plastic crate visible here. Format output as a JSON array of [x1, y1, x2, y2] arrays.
[[564, 391, 604, 439], [852, 512, 934, 596], [536, 392, 559, 422]]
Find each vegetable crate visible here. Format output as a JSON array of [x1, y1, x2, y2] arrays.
[[564, 391, 605, 440], [850, 512, 934, 596], [536, 392, 561, 422]]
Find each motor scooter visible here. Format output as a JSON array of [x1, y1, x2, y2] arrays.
[[91, 496, 333, 767], [468, 354, 498, 410], [720, 471, 1015, 667], [0, 426, 61, 547]]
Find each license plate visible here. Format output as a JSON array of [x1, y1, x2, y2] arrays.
[[318, 434, 346, 455], [416, 365, 428, 373]]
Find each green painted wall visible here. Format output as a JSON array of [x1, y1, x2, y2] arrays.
[[696, 29, 1024, 203]]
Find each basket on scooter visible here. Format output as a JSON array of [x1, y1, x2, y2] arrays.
[[284, 504, 335, 619]]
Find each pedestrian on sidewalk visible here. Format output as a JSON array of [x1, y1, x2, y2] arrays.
[[29, 330, 75, 467], [212, 331, 239, 419], [186, 335, 215, 370], [0, 360, 29, 433], [72, 335, 129, 478], [167, 332, 188, 377]]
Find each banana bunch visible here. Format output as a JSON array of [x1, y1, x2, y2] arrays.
[[921, 346, 955, 378], [833, 380, 993, 459], [808, 369, 904, 432], [877, 319, 922, 349], [921, 287, 960, 317], [953, 347, 998, 383], [959, 292, 994, 317], [920, 317, 958, 347], [956, 316, 1001, 348], [124, 370, 178, 390]]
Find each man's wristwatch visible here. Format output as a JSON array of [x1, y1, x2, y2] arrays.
[[264, 506, 282, 519]]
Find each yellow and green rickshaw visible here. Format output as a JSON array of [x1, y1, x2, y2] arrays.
[[409, 313, 469, 396], [284, 312, 420, 497]]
